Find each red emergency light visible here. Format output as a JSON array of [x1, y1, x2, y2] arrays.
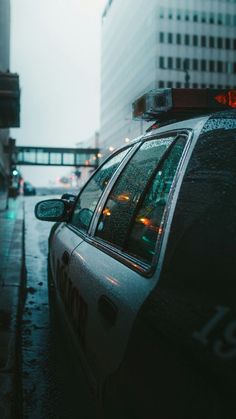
[[214, 90, 236, 108]]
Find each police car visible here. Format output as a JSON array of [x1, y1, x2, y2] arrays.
[[35, 89, 236, 418]]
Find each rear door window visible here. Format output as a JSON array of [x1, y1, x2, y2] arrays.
[[124, 136, 187, 264], [95, 134, 188, 266]]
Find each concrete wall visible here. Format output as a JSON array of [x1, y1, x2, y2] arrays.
[[0, 0, 11, 209]]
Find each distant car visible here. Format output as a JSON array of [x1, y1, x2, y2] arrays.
[[23, 181, 36, 196], [35, 89, 236, 418]]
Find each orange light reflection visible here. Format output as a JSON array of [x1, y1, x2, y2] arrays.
[[103, 208, 111, 216], [116, 193, 130, 202], [105, 275, 120, 286]]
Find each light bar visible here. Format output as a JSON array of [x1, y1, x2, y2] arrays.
[[132, 89, 236, 121]]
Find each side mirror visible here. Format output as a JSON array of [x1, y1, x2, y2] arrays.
[[34, 199, 67, 221]]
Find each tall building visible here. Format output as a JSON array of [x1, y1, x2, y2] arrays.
[[0, 0, 20, 209], [100, 0, 236, 152]]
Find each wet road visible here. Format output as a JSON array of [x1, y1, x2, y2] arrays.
[[21, 196, 96, 419]]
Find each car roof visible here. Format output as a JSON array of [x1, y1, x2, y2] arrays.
[[105, 110, 236, 163], [129, 109, 236, 144], [144, 114, 209, 138]]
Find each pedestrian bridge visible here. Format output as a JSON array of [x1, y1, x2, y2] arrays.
[[16, 146, 100, 168]]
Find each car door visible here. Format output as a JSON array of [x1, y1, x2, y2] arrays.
[[68, 131, 192, 389], [49, 145, 133, 365]]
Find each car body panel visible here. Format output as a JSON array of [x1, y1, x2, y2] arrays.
[[50, 222, 84, 281], [102, 115, 236, 418], [69, 240, 154, 381], [50, 127, 195, 386], [46, 110, 236, 417]]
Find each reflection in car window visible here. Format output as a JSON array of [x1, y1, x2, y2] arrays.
[[124, 136, 187, 264], [70, 148, 130, 232], [96, 136, 176, 250]]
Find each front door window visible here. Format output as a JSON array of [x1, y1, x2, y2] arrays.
[[70, 148, 130, 232]]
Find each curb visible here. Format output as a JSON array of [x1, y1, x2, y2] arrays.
[[0, 200, 26, 419]]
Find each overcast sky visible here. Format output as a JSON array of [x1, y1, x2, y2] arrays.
[[10, 0, 106, 186]]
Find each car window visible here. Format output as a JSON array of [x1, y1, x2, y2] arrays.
[[70, 147, 130, 232], [124, 136, 187, 264], [95, 135, 177, 250]]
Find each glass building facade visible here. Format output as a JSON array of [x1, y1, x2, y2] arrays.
[[100, 0, 236, 153]]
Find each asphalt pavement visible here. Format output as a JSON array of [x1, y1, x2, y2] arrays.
[[0, 195, 96, 419]]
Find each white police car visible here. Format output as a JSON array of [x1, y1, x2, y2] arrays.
[[35, 89, 236, 418]]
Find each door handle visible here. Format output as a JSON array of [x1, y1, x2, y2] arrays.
[[98, 295, 118, 326], [62, 250, 70, 265]]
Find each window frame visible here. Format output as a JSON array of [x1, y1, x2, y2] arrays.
[[86, 129, 193, 276]]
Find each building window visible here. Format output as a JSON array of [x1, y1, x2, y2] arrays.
[[159, 8, 164, 19], [193, 59, 198, 70], [159, 32, 164, 43], [201, 36, 206, 47], [176, 33, 181, 44], [226, 63, 232, 73], [185, 11, 190, 21], [217, 13, 223, 25], [168, 57, 173, 69], [217, 61, 223, 73], [225, 38, 231, 49], [168, 33, 173, 44], [193, 35, 198, 46], [176, 82, 182, 87], [184, 58, 190, 70], [201, 60, 207, 71], [193, 83, 198, 88], [184, 34, 190, 45], [234, 39, 236, 50], [168, 9, 173, 20], [225, 14, 231, 26], [209, 60, 215, 72], [176, 9, 181, 20], [233, 63, 236, 74], [159, 80, 165, 87], [201, 83, 206, 88], [159, 56, 165, 69], [167, 81, 173, 87], [209, 37, 215, 48], [176, 57, 181, 69], [193, 12, 198, 22], [201, 12, 207, 23], [217, 38, 223, 49], [209, 13, 215, 24]]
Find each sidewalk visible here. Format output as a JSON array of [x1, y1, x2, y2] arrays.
[[0, 198, 25, 419]]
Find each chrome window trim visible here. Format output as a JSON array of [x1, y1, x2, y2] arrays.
[[65, 127, 196, 276], [89, 130, 187, 237], [86, 130, 193, 276], [153, 117, 207, 283]]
